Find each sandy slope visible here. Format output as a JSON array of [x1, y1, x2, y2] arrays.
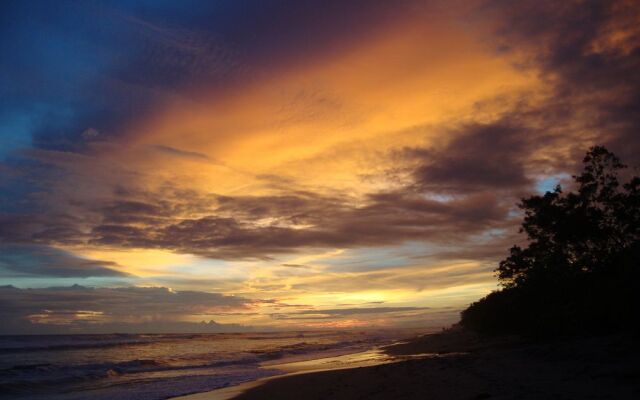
[[176, 328, 639, 400], [236, 330, 639, 399]]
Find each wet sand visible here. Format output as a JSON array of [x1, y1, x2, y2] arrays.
[[172, 347, 407, 400], [175, 328, 639, 400]]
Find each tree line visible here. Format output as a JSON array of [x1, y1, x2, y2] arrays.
[[461, 146, 640, 335]]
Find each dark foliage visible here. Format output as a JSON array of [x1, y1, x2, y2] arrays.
[[461, 146, 640, 335]]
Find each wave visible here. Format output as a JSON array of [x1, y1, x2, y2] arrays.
[[4, 368, 279, 400], [0, 330, 400, 399], [0, 333, 221, 353]]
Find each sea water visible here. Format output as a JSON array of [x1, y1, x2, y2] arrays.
[[0, 330, 407, 400]]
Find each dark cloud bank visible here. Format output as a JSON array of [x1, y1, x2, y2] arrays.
[[0, 244, 127, 278], [0, 285, 253, 334]]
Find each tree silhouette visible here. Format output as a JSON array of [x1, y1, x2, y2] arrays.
[[461, 146, 640, 335]]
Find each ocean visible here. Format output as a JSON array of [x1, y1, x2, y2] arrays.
[[0, 330, 411, 400]]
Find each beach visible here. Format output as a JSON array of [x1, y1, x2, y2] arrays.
[[175, 328, 639, 400]]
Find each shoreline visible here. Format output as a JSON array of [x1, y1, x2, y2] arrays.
[[171, 342, 420, 400], [171, 328, 472, 400], [173, 328, 638, 400]]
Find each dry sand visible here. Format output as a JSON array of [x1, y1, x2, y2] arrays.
[[176, 328, 639, 400]]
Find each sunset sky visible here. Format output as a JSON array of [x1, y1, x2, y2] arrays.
[[1, 0, 639, 334]]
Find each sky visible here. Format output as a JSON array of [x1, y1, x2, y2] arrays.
[[1, 0, 639, 334]]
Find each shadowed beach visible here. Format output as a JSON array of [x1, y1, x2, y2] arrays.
[[175, 328, 639, 400]]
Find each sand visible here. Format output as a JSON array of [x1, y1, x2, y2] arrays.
[[172, 347, 403, 400], [174, 328, 640, 400]]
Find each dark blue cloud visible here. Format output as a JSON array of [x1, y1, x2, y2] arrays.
[[0, 244, 128, 278], [0, 0, 403, 154]]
